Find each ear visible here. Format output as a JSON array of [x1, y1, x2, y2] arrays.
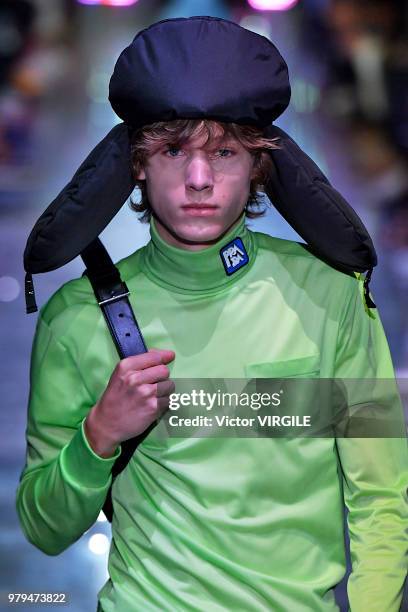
[[135, 167, 146, 180]]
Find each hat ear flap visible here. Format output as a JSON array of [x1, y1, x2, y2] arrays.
[[262, 125, 377, 274], [24, 123, 135, 274]]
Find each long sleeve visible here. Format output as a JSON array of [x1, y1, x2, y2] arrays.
[[16, 314, 121, 556], [334, 275, 408, 611]]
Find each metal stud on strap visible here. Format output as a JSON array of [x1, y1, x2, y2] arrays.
[[98, 291, 130, 306]]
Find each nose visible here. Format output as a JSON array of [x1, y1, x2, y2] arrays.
[[185, 153, 214, 194]]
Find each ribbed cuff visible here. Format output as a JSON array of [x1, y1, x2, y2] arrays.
[[59, 418, 121, 489]]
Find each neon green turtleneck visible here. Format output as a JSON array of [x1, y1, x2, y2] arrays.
[[16, 213, 407, 611]]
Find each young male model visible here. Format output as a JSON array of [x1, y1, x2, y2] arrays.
[[17, 17, 407, 612]]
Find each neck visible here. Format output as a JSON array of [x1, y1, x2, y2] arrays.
[[139, 211, 257, 293], [152, 214, 243, 252]]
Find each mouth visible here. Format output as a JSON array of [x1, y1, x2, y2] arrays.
[[181, 204, 219, 216]]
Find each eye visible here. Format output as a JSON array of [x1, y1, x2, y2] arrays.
[[165, 145, 183, 157], [217, 148, 234, 158]]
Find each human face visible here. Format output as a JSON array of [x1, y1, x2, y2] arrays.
[[135, 130, 257, 250]]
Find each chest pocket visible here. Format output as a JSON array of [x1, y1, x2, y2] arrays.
[[244, 354, 320, 379], [243, 356, 324, 434]]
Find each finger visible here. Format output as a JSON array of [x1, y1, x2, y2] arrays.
[[148, 348, 176, 365], [156, 379, 176, 397], [118, 349, 175, 374], [126, 365, 171, 386], [157, 395, 171, 414]]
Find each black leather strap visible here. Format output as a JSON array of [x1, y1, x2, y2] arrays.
[[81, 238, 152, 521], [81, 238, 148, 358]]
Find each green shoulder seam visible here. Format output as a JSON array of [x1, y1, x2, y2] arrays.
[[254, 231, 314, 259]]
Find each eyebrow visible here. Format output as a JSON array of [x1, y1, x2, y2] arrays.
[[170, 137, 238, 150]]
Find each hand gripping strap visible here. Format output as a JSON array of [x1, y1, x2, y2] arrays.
[[81, 238, 154, 522]]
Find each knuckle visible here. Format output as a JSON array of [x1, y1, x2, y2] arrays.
[[127, 371, 142, 387], [138, 384, 154, 399], [159, 364, 170, 378], [147, 396, 159, 414], [116, 360, 127, 374]]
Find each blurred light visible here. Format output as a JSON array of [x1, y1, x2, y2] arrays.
[[88, 533, 110, 555], [87, 71, 110, 103], [0, 18, 22, 55], [239, 15, 272, 39], [247, 0, 298, 10], [88, 101, 112, 129], [291, 78, 321, 113], [77, 0, 139, 5], [97, 511, 108, 522], [159, 0, 229, 20], [0, 276, 20, 302]]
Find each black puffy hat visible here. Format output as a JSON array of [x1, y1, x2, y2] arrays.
[[23, 15, 377, 313]]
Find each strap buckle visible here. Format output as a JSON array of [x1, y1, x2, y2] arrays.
[[98, 291, 130, 306]]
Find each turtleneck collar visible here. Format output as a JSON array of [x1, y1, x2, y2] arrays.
[[140, 213, 257, 293]]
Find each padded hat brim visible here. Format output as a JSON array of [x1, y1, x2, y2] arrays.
[[263, 126, 377, 273], [24, 121, 377, 277], [24, 123, 135, 274]]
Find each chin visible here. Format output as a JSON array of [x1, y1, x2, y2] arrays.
[[178, 222, 224, 243]]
